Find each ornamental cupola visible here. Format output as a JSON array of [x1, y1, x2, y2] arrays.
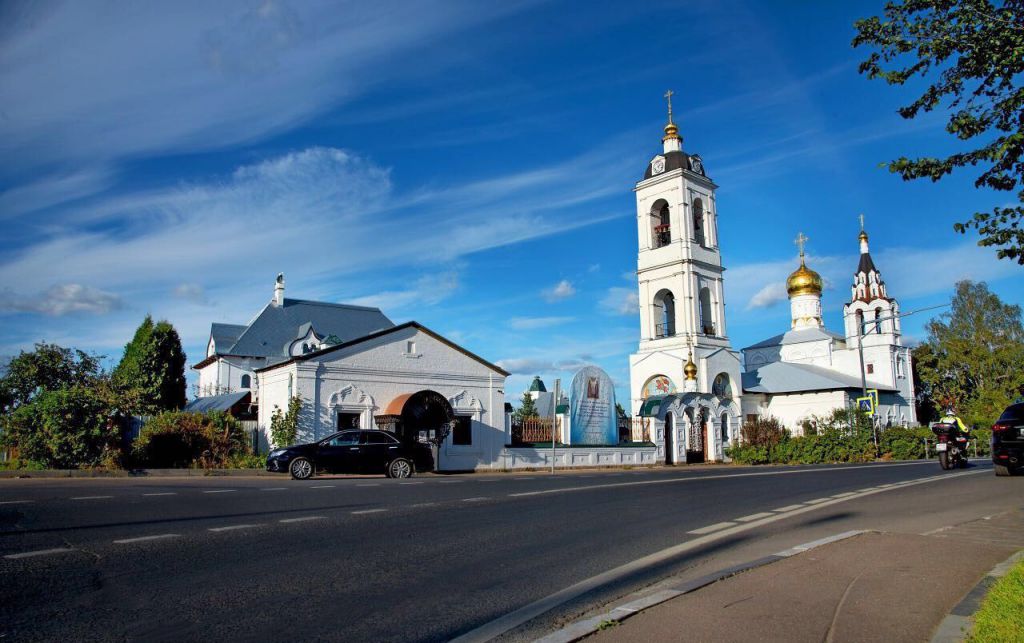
[[850, 218, 888, 303], [787, 232, 824, 329]]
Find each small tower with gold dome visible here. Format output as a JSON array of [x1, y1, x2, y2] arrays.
[[787, 232, 824, 329]]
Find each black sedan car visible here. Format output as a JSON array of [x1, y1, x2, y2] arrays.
[[266, 430, 434, 480], [992, 402, 1024, 476]]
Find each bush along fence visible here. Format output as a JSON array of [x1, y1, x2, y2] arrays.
[[726, 411, 992, 466]]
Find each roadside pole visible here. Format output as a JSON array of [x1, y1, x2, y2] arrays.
[[551, 379, 560, 474]]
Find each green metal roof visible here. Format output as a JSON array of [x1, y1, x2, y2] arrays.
[[528, 376, 547, 393], [639, 395, 667, 417]]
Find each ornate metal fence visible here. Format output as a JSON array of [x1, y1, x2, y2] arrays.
[[511, 417, 562, 444], [618, 417, 651, 443]]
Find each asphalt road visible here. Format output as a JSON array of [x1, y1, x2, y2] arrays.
[[0, 460, 1018, 642]]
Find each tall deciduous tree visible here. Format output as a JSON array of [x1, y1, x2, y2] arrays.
[[0, 343, 100, 413], [916, 280, 1024, 424], [853, 1, 1024, 263], [113, 316, 187, 413]]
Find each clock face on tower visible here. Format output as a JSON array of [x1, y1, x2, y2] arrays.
[[650, 156, 666, 175]]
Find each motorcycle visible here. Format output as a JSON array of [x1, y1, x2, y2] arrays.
[[931, 422, 969, 470]]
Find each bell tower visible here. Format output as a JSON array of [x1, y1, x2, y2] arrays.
[[628, 93, 742, 419]]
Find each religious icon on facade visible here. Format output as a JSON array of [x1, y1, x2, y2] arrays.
[[587, 377, 600, 399]]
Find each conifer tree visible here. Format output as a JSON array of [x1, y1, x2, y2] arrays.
[[113, 316, 187, 413]]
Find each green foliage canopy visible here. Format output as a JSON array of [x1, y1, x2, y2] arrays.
[[914, 280, 1024, 425], [853, 1, 1024, 263], [133, 410, 248, 468], [0, 342, 101, 413], [112, 315, 187, 413], [2, 385, 115, 468], [514, 392, 539, 422], [270, 396, 303, 448]]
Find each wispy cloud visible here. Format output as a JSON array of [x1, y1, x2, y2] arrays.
[[542, 280, 576, 302], [747, 282, 788, 310], [600, 287, 639, 315], [172, 284, 211, 306], [0, 284, 123, 316], [508, 316, 574, 330]]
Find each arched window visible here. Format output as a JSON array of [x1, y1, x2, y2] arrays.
[[874, 307, 883, 334], [855, 309, 864, 336], [240, 374, 251, 389], [693, 198, 706, 246], [653, 289, 676, 337], [651, 201, 671, 248], [720, 412, 729, 445], [699, 287, 714, 335]]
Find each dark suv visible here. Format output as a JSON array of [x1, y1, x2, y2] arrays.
[[266, 430, 434, 480], [992, 402, 1024, 476]]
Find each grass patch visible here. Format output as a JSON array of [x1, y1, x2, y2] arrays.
[[969, 557, 1024, 643]]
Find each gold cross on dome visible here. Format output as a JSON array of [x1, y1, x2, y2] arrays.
[[858, 213, 865, 231], [664, 89, 674, 122], [794, 232, 808, 257]]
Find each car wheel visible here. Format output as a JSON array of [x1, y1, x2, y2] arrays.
[[387, 458, 413, 479], [994, 463, 1012, 476], [290, 457, 314, 480]]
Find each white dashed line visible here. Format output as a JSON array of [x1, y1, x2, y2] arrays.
[[351, 509, 386, 515], [356, 484, 380, 487], [142, 492, 176, 497], [831, 492, 857, 498], [398, 482, 423, 486], [410, 502, 438, 508], [0, 500, 33, 505], [4, 548, 76, 559], [310, 485, 336, 489], [438, 480, 464, 484], [71, 495, 113, 500], [771, 504, 805, 512], [735, 512, 774, 523], [202, 490, 236, 494], [804, 498, 830, 505], [113, 534, 180, 544], [208, 524, 262, 532], [261, 487, 288, 491], [462, 497, 488, 503], [279, 516, 326, 523], [687, 521, 736, 535]]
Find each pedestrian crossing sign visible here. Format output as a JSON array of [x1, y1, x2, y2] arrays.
[[856, 396, 874, 414]]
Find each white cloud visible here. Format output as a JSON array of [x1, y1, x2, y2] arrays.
[[746, 282, 788, 310], [496, 357, 591, 375], [349, 271, 460, 311], [543, 280, 576, 302], [600, 287, 639, 315], [0, 167, 116, 219], [0, 284, 123, 316], [173, 283, 210, 305], [508, 316, 574, 330]]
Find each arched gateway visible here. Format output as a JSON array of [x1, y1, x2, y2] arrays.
[[379, 390, 455, 444]]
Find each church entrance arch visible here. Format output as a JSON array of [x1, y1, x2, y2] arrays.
[[665, 412, 676, 464], [687, 406, 707, 463], [382, 390, 455, 445]]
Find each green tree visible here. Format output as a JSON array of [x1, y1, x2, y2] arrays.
[[514, 392, 539, 422], [113, 316, 187, 413], [853, 1, 1024, 263], [911, 343, 941, 424], [2, 385, 115, 468], [916, 280, 1024, 425], [0, 343, 101, 413], [269, 396, 303, 448]]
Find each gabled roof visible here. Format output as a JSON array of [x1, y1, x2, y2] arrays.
[[255, 321, 510, 377], [743, 326, 845, 351], [742, 361, 895, 394]]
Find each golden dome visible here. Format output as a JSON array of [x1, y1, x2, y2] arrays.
[[858, 230, 869, 242], [663, 121, 680, 141], [684, 352, 697, 380], [786, 257, 823, 297]]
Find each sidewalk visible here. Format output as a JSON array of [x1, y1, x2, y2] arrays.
[[579, 509, 1024, 643]]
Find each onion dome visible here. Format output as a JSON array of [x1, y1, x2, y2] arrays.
[[787, 256, 823, 297], [663, 120, 680, 142], [684, 352, 698, 381]]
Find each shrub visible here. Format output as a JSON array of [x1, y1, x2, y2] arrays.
[[879, 426, 931, 460], [1, 386, 117, 469], [740, 416, 787, 448], [133, 411, 248, 468], [269, 396, 302, 448]]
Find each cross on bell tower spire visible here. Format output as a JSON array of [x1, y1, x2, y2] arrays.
[[794, 232, 808, 262], [662, 89, 681, 148], [664, 89, 674, 124]]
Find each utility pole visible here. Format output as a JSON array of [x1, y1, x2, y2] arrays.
[[551, 379, 560, 474]]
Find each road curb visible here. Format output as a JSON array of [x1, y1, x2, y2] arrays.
[[930, 550, 1024, 643], [533, 530, 868, 643]]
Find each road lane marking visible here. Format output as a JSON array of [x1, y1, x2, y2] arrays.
[[453, 467, 986, 643], [0, 500, 33, 505], [208, 524, 262, 532], [71, 496, 113, 500], [356, 483, 380, 487], [411, 502, 439, 508], [351, 509, 386, 515], [804, 498, 830, 505], [4, 548, 76, 559], [310, 485, 336, 489], [771, 504, 805, 512], [462, 497, 488, 502], [142, 493, 176, 496], [279, 516, 326, 523], [438, 480, 464, 484], [687, 521, 736, 535], [831, 492, 857, 498], [202, 490, 236, 494], [113, 534, 180, 544], [735, 512, 774, 523], [261, 487, 288, 491], [398, 482, 423, 486], [506, 461, 938, 498]]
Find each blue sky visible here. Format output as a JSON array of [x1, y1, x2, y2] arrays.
[[1, 0, 1020, 406]]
